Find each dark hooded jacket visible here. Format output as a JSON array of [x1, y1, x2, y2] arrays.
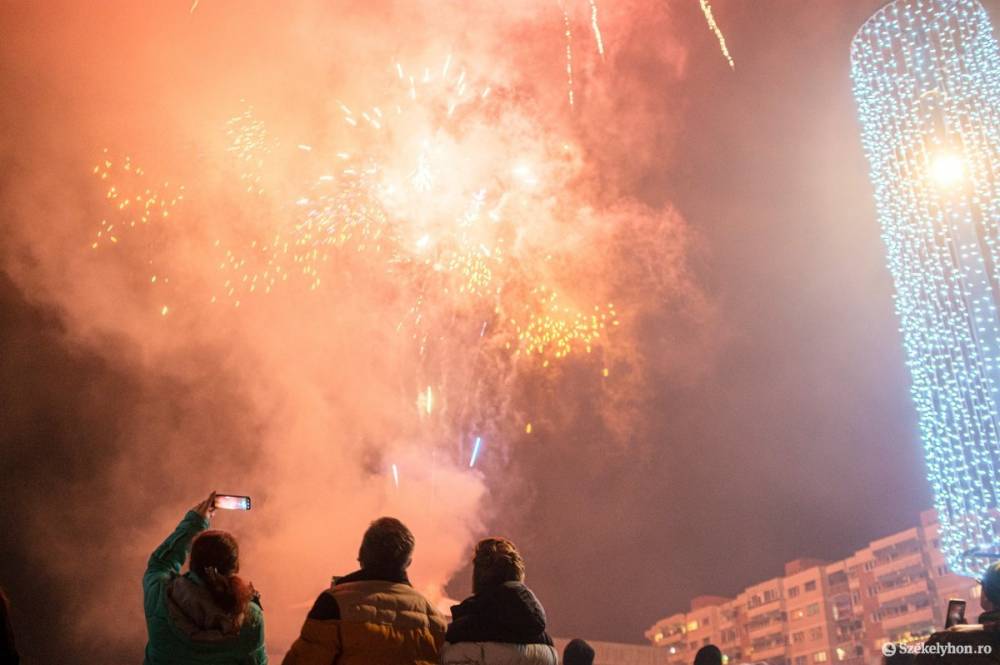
[[440, 581, 558, 665], [445, 581, 552, 646]]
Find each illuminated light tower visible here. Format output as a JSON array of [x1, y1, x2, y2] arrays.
[[852, 0, 1000, 576]]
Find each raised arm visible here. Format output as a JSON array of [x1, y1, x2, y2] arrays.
[[142, 493, 215, 615]]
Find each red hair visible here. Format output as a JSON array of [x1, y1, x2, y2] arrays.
[[190, 530, 254, 630]]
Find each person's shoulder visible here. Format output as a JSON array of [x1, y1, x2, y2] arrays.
[[306, 589, 342, 621], [502, 581, 544, 607], [398, 585, 444, 615], [503, 580, 538, 597], [388, 585, 446, 622], [924, 627, 1000, 646]]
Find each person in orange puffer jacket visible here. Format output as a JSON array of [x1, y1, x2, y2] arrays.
[[282, 517, 446, 665]]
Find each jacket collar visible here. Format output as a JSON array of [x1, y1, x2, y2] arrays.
[[334, 567, 411, 586]]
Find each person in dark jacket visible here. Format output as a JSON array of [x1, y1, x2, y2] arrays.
[[694, 645, 722, 665], [914, 562, 1000, 665], [441, 537, 558, 665], [282, 517, 446, 665], [0, 587, 18, 665], [563, 638, 595, 665], [143, 492, 266, 665]]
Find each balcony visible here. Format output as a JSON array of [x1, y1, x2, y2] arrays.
[[881, 605, 934, 632]]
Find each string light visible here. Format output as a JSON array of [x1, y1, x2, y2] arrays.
[[852, 0, 1000, 576]]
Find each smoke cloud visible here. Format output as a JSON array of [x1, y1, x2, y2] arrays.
[[0, 0, 705, 659]]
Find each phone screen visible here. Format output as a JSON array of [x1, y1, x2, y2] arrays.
[[945, 599, 966, 628], [215, 495, 251, 511]]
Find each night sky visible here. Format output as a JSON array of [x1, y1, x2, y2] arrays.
[[3, 1, 1000, 662]]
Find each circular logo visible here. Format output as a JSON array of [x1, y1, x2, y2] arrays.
[[882, 643, 897, 657]]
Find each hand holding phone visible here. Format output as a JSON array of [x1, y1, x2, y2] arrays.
[[214, 494, 252, 511], [192, 492, 217, 519], [945, 599, 966, 628]]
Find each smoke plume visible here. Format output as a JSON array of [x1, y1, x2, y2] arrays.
[[0, 0, 704, 659]]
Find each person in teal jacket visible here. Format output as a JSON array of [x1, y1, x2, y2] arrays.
[[143, 492, 266, 665]]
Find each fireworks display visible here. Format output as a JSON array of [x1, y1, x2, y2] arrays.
[[88, 52, 626, 498], [0, 0, 707, 648], [94, 55, 623, 356]]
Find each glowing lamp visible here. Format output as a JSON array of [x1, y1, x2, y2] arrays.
[[928, 151, 966, 187]]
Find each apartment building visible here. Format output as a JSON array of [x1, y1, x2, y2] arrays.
[[645, 511, 981, 665]]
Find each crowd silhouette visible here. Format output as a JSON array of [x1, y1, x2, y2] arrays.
[[5, 492, 1000, 664]]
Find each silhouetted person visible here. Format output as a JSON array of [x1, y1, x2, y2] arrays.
[[0, 587, 18, 665], [283, 517, 446, 665], [563, 638, 595, 665], [694, 645, 722, 665], [914, 561, 1000, 665], [143, 492, 266, 665], [441, 537, 558, 665]]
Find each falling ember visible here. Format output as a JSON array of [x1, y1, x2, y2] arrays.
[[589, 0, 606, 59], [469, 436, 483, 467], [189, 0, 199, 14], [525, 423, 533, 434], [391, 463, 400, 488], [160, 305, 169, 316], [425, 386, 434, 415], [562, 4, 575, 108], [699, 0, 735, 70]]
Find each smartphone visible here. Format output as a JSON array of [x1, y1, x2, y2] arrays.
[[945, 599, 966, 628], [214, 494, 252, 511]]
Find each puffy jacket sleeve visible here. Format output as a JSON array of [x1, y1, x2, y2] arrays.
[[142, 510, 208, 616], [281, 592, 341, 665], [428, 605, 448, 652]]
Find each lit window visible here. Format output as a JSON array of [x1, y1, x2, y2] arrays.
[[814, 651, 828, 663], [836, 648, 847, 661], [687, 620, 699, 631], [654, 632, 663, 642]]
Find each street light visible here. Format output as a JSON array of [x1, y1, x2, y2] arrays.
[[928, 151, 966, 188]]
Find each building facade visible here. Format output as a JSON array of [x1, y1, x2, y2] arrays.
[[645, 511, 980, 665]]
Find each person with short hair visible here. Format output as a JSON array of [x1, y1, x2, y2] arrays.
[[913, 561, 1000, 664], [143, 492, 266, 665], [282, 517, 446, 665], [563, 638, 595, 665], [441, 537, 558, 665], [693, 645, 722, 665]]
